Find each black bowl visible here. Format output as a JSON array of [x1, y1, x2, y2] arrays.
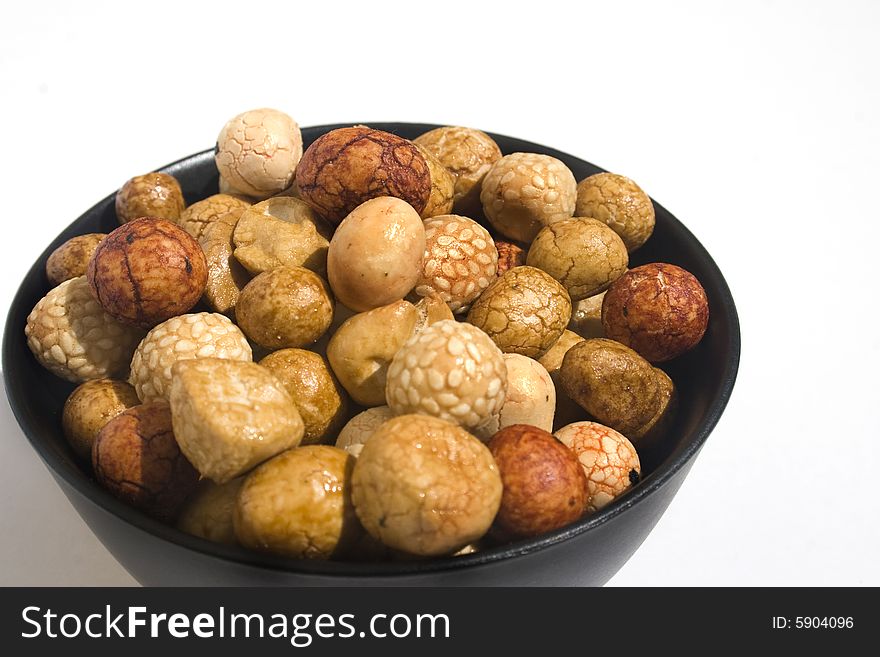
[[2, 123, 740, 586]]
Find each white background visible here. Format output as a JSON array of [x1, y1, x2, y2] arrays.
[[1, 0, 877, 586]]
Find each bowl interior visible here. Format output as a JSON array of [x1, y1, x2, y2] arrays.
[[2, 123, 740, 577]]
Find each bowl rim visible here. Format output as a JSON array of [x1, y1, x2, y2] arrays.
[[2, 122, 741, 578]]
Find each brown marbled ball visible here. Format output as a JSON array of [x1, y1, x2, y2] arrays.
[[494, 240, 526, 277], [602, 263, 709, 362], [488, 424, 587, 537], [295, 126, 431, 225], [115, 172, 185, 225], [92, 402, 199, 521], [87, 217, 208, 329], [235, 266, 333, 349], [46, 234, 107, 286]]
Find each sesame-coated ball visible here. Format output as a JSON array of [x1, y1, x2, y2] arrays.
[[115, 172, 185, 225], [575, 173, 655, 252], [480, 152, 577, 243], [215, 108, 303, 198], [87, 217, 208, 329], [385, 320, 507, 430], [554, 421, 641, 513], [414, 214, 498, 313], [128, 312, 252, 402], [602, 263, 709, 362], [25, 277, 143, 383], [351, 414, 502, 556]]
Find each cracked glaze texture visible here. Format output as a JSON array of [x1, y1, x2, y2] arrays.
[[488, 424, 587, 537], [169, 358, 304, 484], [115, 172, 185, 225], [128, 312, 252, 402], [415, 214, 498, 314], [335, 406, 395, 458], [25, 276, 143, 383], [575, 172, 655, 253], [413, 126, 502, 217], [526, 218, 628, 301], [602, 263, 709, 363], [480, 152, 576, 243], [179, 194, 251, 242], [215, 108, 303, 198], [46, 233, 107, 287], [385, 320, 507, 430], [296, 126, 431, 225], [92, 402, 199, 522], [234, 446, 362, 560], [466, 266, 571, 359], [351, 414, 502, 556], [554, 421, 641, 514], [87, 218, 207, 329]]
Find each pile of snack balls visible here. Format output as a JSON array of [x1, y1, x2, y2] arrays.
[[25, 109, 709, 560]]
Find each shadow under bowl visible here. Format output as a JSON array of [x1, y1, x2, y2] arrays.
[[2, 123, 740, 586]]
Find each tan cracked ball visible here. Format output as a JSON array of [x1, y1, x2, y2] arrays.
[[296, 126, 431, 225], [235, 266, 334, 350], [575, 173, 655, 252], [115, 172, 185, 225], [169, 358, 304, 484], [526, 218, 628, 301], [497, 354, 556, 433], [413, 126, 502, 217], [385, 320, 507, 430], [234, 446, 361, 560], [87, 218, 207, 329], [554, 421, 641, 514], [128, 312, 252, 402], [466, 266, 572, 359], [559, 338, 667, 440], [415, 144, 455, 218], [569, 291, 606, 339], [25, 276, 143, 383], [488, 424, 587, 537], [92, 402, 199, 522], [494, 240, 526, 278], [179, 194, 251, 242], [351, 414, 502, 556], [335, 406, 395, 458], [327, 300, 420, 407], [414, 214, 498, 314], [62, 379, 140, 461], [327, 197, 426, 312], [176, 478, 244, 545], [198, 203, 251, 316], [232, 197, 331, 276], [601, 263, 709, 363], [537, 329, 586, 430], [259, 349, 348, 445], [480, 152, 577, 243], [46, 234, 107, 287], [215, 108, 303, 198]]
